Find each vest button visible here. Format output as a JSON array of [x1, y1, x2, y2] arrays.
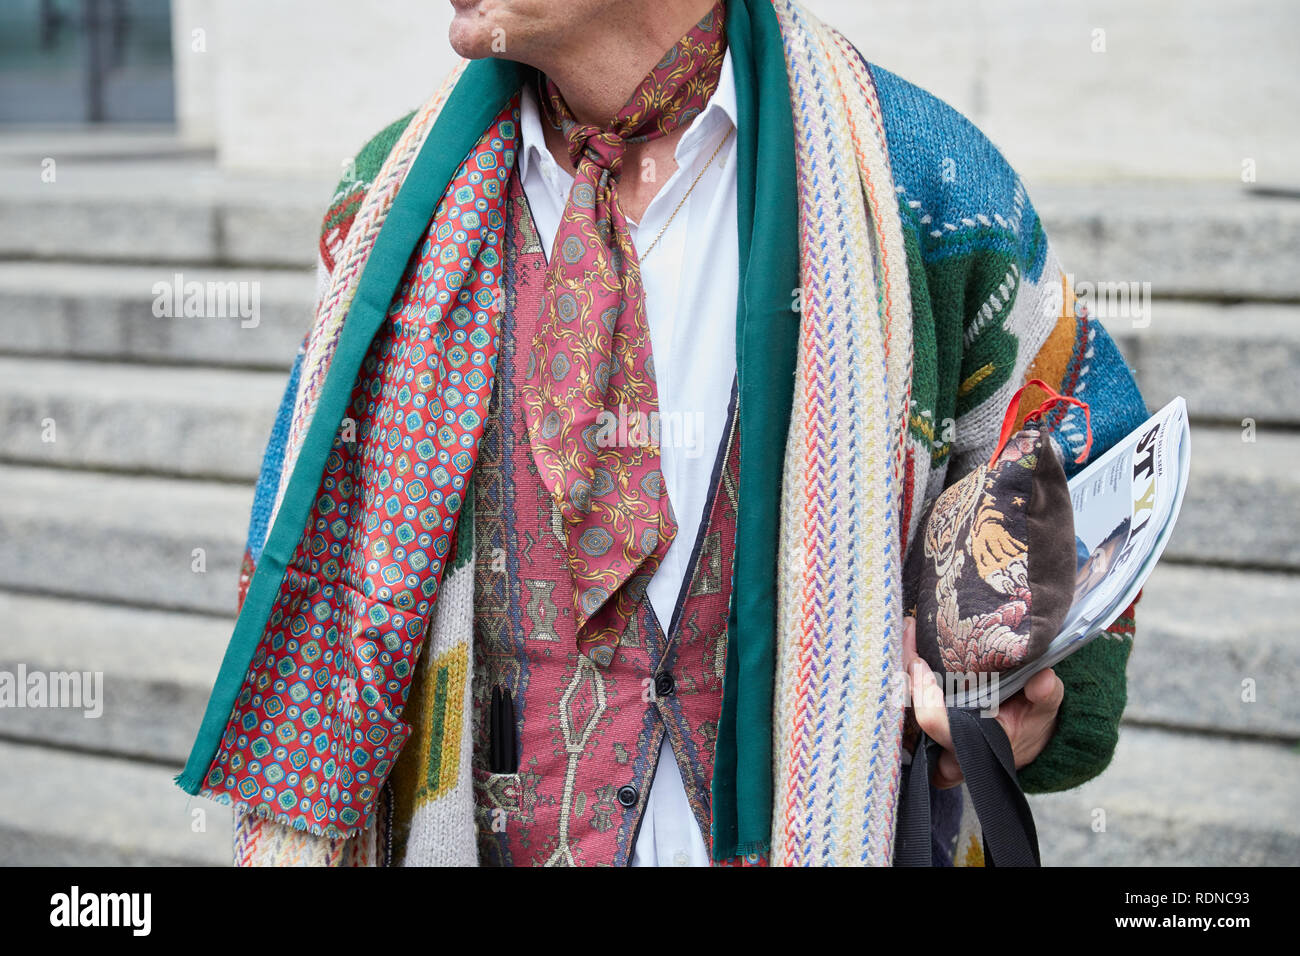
[[617, 785, 639, 808], [654, 671, 676, 698]]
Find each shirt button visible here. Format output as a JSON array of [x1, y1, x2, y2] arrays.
[[654, 671, 676, 698], [617, 785, 639, 808], [673, 850, 691, 867]]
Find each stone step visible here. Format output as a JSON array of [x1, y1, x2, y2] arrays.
[[1028, 726, 1300, 865], [0, 154, 330, 269], [0, 464, 251, 617], [0, 261, 314, 370], [1124, 563, 1300, 739], [0, 740, 230, 865], [0, 401, 1289, 615], [1165, 425, 1300, 571], [0, 591, 230, 765], [0, 127, 212, 164], [1034, 182, 1300, 301], [3, 152, 1297, 297], [1106, 300, 1300, 428], [1, 562, 1289, 773], [0, 356, 285, 481]]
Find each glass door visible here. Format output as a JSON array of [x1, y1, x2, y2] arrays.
[[0, 0, 175, 124]]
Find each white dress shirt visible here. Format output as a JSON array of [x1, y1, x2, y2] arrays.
[[516, 51, 739, 867]]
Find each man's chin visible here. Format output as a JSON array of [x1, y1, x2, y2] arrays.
[[448, 19, 495, 60]]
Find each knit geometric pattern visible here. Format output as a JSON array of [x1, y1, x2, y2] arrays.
[[856, 25, 1150, 864], [767, 0, 1150, 864], [388, 549, 478, 866]]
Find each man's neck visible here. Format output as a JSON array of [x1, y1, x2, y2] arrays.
[[534, 0, 717, 126]]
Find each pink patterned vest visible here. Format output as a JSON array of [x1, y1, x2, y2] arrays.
[[468, 174, 738, 866]]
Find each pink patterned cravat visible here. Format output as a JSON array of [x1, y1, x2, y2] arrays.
[[520, 2, 727, 666]]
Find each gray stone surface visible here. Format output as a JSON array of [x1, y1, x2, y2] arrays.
[[1165, 426, 1300, 571], [1108, 301, 1300, 427], [1125, 563, 1300, 738], [0, 464, 251, 616], [6, 149, 1299, 296], [1029, 727, 1300, 866], [1035, 182, 1300, 300], [0, 261, 313, 369], [0, 741, 230, 866], [0, 155, 328, 268], [4, 192, 220, 265], [0, 592, 231, 764], [0, 356, 286, 480]]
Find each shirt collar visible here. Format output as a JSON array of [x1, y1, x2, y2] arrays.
[[518, 45, 738, 183]]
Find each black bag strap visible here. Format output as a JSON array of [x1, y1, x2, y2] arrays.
[[896, 733, 941, 866], [949, 707, 1041, 866], [896, 706, 1041, 867]]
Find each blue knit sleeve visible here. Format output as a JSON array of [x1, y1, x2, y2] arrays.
[[245, 342, 304, 567]]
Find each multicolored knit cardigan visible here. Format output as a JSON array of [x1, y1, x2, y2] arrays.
[[177, 0, 1147, 867]]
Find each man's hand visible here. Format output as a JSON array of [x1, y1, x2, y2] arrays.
[[902, 616, 1064, 789]]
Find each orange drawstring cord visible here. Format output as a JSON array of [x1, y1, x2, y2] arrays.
[[989, 378, 1092, 467]]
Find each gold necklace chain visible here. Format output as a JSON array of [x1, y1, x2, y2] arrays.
[[638, 126, 734, 260]]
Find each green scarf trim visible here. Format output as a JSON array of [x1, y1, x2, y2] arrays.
[[712, 0, 799, 860]]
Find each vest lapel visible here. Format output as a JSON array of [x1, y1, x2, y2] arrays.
[[460, 172, 742, 865]]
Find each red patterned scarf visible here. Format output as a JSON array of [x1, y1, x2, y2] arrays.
[[520, 2, 727, 667]]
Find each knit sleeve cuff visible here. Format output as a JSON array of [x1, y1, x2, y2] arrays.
[[1016, 596, 1140, 793]]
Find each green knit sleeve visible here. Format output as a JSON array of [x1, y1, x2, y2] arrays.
[[319, 109, 419, 255], [1017, 597, 1139, 792]]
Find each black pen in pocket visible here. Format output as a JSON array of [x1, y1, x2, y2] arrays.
[[490, 687, 503, 773], [490, 685, 517, 774]]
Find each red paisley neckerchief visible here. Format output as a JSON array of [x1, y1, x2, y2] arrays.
[[520, 1, 727, 666]]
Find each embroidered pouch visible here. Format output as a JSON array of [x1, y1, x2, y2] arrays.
[[903, 380, 1092, 676]]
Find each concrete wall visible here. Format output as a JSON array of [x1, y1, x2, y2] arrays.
[[169, 0, 219, 145], [829, 0, 1299, 185], [171, 0, 456, 178], [170, 0, 1300, 186]]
